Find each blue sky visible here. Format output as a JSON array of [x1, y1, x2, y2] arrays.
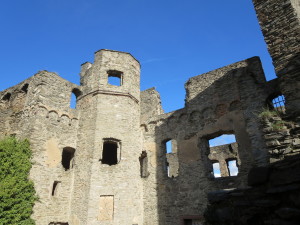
[[0, 0, 275, 113]]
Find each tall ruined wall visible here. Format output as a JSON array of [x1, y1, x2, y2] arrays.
[[0, 71, 80, 224], [25, 72, 79, 225], [252, 0, 300, 72], [141, 57, 272, 225], [253, 0, 300, 116], [0, 80, 31, 137], [71, 50, 144, 225]]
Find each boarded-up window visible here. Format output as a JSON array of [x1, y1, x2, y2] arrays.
[[98, 195, 114, 221]]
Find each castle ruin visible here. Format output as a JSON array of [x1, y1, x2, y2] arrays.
[[0, 0, 299, 224]]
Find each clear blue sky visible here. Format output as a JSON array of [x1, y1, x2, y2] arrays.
[[0, 0, 275, 113]]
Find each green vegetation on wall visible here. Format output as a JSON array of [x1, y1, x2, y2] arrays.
[[0, 137, 36, 225]]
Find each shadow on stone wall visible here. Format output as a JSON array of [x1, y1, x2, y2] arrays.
[[204, 154, 300, 225]]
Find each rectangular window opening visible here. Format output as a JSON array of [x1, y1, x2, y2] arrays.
[[184, 219, 202, 225], [208, 133, 239, 178], [272, 95, 286, 114], [166, 161, 170, 177], [51, 181, 61, 196], [212, 161, 221, 178], [62, 147, 75, 170], [227, 159, 239, 176], [107, 70, 123, 86], [102, 141, 118, 165], [184, 219, 193, 225], [166, 140, 172, 153], [209, 134, 236, 147], [164, 139, 179, 178]]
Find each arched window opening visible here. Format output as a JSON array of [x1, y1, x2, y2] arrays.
[[107, 70, 123, 86], [102, 140, 120, 166], [21, 83, 29, 93], [62, 147, 75, 170], [70, 88, 81, 109], [227, 159, 239, 176], [139, 151, 149, 178], [271, 95, 285, 114], [70, 93, 77, 109], [212, 161, 221, 178], [2, 93, 11, 101]]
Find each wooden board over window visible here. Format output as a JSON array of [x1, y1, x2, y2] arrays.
[[98, 195, 114, 221]]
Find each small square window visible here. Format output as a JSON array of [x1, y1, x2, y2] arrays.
[[107, 70, 123, 86]]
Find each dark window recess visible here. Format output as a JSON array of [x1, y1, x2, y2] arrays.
[[139, 151, 149, 178], [107, 70, 122, 86], [2, 93, 11, 101], [184, 219, 193, 225], [62, 147, 75, 170], [51, 181, 61, 196], [21, 83, 29, 93], [102, 142, 118, 165], [272, 95, 285, 114]]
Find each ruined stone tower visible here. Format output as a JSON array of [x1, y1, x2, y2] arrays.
[[71, 50, 143, 224]]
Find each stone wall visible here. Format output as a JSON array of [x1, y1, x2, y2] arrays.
[[140, 57, 272, 225], [205, 154, 300, 225], [1, 1, 300, 223], [252, 0, 300, 116], [0, 71, 80, 224], [260, 113, 300, 162]]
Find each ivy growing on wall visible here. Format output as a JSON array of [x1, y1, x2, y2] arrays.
[[0, 137, 36, 225]]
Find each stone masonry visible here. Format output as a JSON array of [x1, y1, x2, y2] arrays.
[[0, 0, 300, 225]]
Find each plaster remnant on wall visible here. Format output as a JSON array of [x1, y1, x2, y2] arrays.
[[45, 139, 61, 168]]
